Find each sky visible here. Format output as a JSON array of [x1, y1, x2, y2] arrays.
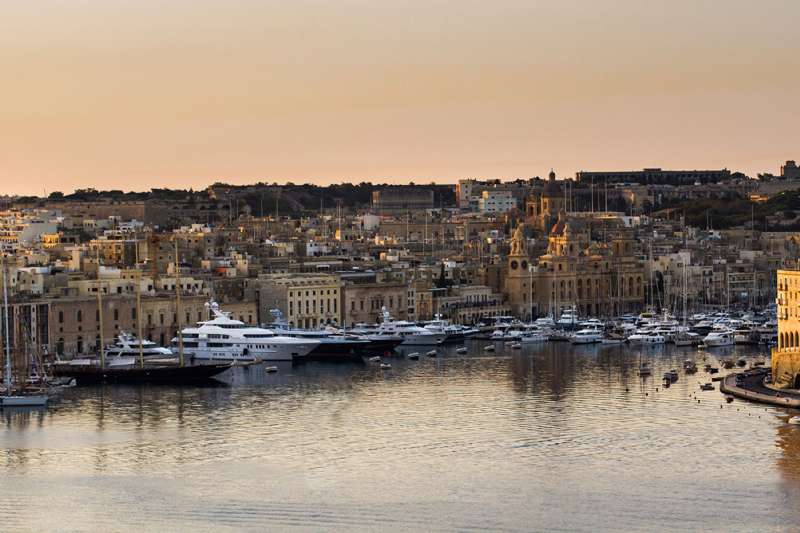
[[1, 0, 799, 195]]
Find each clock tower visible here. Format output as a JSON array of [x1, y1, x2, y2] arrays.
[[504, 223, 535, 319]]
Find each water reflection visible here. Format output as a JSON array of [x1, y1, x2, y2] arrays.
[[0, 341, 796, 532]]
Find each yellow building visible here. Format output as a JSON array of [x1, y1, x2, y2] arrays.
[[773, 269, 800, 388]]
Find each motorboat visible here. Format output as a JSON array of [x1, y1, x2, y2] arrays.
[[484, 345, 496, 352], [380, 363, 392, 370], [638, 362, 652, 376], [264, 366, 278, 373], [519, 325, 549, 343], [268, 310, 375, 361], [789, 416, 800, 425], [407, 352, 420, 360], [699, 382, 714, 391], [569, 327, 603, 344], [455, 347, 468, 354], [422, 314, 477, 342], [426, 349, 438, 357], [557, 308, 580, 329], [627, 331, 665, 345], [703, 328, 735, 348], [601, 332, 625, 345], [176, 302, 319, 362], [663, 369, 679, 382], [366, 308, 446, 345], [368, 355, 382, 363], [510, 342, 522, 349]]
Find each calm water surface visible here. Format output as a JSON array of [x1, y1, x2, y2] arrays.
[[2, 342, 800, 532]]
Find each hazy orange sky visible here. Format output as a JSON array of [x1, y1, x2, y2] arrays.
[[2, 0, 799, 195]]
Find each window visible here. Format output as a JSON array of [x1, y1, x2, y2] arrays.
[[58, 311, 64, 323], [113, 309, 119, 321], [132, 308, 137, 320]]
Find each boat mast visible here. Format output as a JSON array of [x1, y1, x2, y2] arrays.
[[96, 248, 105, 369], [174, 239, 184, 367], [2, 254, 12, 394], [135, 238, 144, 369]]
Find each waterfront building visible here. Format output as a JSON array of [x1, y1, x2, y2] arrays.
[[773, 269, 800, 388], [340, 274, 408, 327], [256, 273, 342, 328]]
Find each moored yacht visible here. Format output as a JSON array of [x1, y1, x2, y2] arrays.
[[570, 327, 603, 344], [703, 328, 735, 347], [175, 301, 319, 362]]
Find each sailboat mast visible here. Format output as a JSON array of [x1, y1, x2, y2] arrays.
[[96, 249, 105, 369], [174, 239, 184, 367], [2, 255, 12, 393], [135, 239, 144, 368]]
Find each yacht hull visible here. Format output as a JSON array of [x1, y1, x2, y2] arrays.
[[52, 362, 232, 385]]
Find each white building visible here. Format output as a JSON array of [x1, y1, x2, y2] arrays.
[[478, 190, 516, 214]]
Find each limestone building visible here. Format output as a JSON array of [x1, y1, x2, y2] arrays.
[[504, 215, 646, 320], [773, 269, 800, 388], [525, 170, 565, 233]]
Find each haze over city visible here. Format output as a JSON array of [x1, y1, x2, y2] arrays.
[[2, 0, 799, 195]]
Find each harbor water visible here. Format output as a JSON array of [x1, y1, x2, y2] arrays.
[[1, 342, 799, 532]]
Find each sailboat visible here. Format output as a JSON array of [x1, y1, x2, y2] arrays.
[[673, 262, 697, 347], [1, 256, 48, 407], [51, 243, 232, 385]]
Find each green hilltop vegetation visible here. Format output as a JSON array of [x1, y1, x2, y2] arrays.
[[37, 182, 457, 216], [664, 190, 800, 230]]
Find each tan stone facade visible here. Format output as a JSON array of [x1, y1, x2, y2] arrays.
[[341, 281, 408, 326], [772, 270, 800, 388], [257, 273, 342, 329], [504, 217, 645, 320]]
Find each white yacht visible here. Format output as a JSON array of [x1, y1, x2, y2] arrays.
[[627, 331, 666, 345], [104, 332, 176, 367], [557, 308, 579, 328], [422, 314, 477, 342], [703, 328, 735, 347], [354, 308, 445, 346], [570, 327, 603, 344], [519, 326, 549, 343], [378, 310, 446, 345], [174, 302, 319, 361]]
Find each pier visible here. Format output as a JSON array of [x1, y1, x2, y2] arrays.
[[720, 368, 800, 408]]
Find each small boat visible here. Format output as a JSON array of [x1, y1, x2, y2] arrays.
[[510, 342, 522, 349], [736, 357, 747, 367], [711, 375, 724, 382], [407, 352, 420, 360], [699, 382, 714, 391], [264, 366, 278, 373], [1, 394, 49, 407], [380, 363, 392, 370], [708, 367, 719, 374], [484, 345, 496, 352], [663, 370, 679, 382], [426, 350, 438, 357], [456, 347, 468, 354], [725, 395, 734, 403], [638, 361, 652, 376], [789, 416, 800, 425], [368, 356, 382, 363]]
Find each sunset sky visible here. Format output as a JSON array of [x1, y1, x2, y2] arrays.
[[2, 0, 799, 195]]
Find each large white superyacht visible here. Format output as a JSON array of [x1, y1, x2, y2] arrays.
[[174, 302, 319, 362]]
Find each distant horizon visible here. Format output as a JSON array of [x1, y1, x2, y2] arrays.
[[1, 163, 778, 198]]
